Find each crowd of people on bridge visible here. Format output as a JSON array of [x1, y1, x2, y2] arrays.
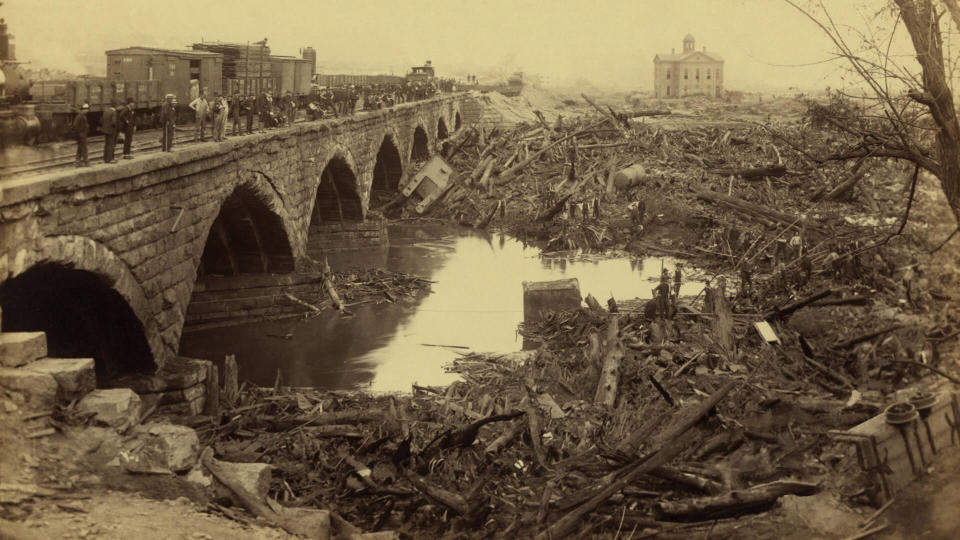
[[72, 79, 458, 167]]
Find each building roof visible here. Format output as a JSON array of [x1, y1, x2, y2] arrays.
[[654, 50, 724, 63], [683, 33, 695, 42], [105, 46, 223, 58]]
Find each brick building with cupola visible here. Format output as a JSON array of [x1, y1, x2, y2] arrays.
[[653, 34, 724, 98]]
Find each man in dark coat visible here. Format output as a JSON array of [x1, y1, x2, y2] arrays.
[[74, 103, 90, 167], [244, 95, 255, 134], [101, 101, 118, 163], [118, 97, 136, 159], [160, 94, 176, 152]]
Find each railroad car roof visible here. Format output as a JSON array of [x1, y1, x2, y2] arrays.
[[106, 46, 223, 59]]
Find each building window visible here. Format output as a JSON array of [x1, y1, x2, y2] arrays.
[[684, 69, 688, 80], [168, 63, 176, 78], [716, 69, 721, 80], [666, 71, 670, 80], [707, 70, 711, 79], [123, 57, 133, 63], [696, 68, 700, 80]]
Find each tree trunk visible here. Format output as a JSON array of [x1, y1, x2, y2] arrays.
[[896, 0, 960, 222]]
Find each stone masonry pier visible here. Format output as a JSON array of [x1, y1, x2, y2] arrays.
[[0, 94, 471, 383]]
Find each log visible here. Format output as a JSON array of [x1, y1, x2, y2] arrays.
[[538, 379, 737, 539], [200, 448, 299, 535], [764, 288, 833, 319], [584, 294, 606, 314], [577, 142, 632, 150], [594, 315, 623, 408], [708, 165, 788, 179], [405, 472, 470, 515], [203, 363, 220, 418], [321, 257, 344, 312], [651, 465, 725, 495], [654, 480, 818, 521], [222, 354, 239, 409], [695, 191, 813, 232], [263, 409, 385, 431], [472, 200, 500, 229], [478, 159, 496, 189], [470, 155, 496, 185], [629, 109, 672, 117], [497, 118, 611, 182], [536, 193, 574, 222], [485, 417, 526, 454], [582, 93, 630, 136], [832, 324, 905, 349]]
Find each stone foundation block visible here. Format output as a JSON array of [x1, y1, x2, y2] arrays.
[[25, 358, 95, 402], [0, 332, 48, 367], [112, 356, 209, 393], [522, 278, 582, 325], [120, 422, 199, 473], [0, 367, 58, 410], [77, 388, 142, 432]]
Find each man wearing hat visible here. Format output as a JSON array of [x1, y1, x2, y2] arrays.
[[160, 94, 176, 152], [73, 103, 90, 167], [101, 100, 118, 163], [118, 97, 136, 159]]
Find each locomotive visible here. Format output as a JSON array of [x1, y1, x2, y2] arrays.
[[1, 26, 317, 147]]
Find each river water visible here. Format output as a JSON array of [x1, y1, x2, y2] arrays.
[[178, 224, 701, 393]]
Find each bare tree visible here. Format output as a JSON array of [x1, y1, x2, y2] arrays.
[[786, 0, 960, 228]]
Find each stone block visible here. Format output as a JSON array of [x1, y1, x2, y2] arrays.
[[113, 356, 208, 393], [522, 278, 582, 325], [120, 422, 199, 473], [77, 388, 142, 432], [0, 367, 58, 410], [25, 358, 96, 402], [160, 394, 205, 416], [0, 332, 47, 367]]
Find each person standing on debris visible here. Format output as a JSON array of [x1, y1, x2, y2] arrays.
[[118, 97, 136, 159], [100, 101, 118, 163], [73, 103, 89, 167], [654, 268, 672, 319], [160, 94, 176, 152], [189, 90, 210, 142]]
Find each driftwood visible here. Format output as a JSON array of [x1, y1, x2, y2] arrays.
[[629, 109, 672, 117], [470, 155, 496, 185], [222, 354, 239, 409], [708, 165, 787, 179], [594, 314, 623, 407], [581, 93, 630, 136], [651, 466, 725, 495], [321, 257, 344, 312], [654, 480, 818, 521], [405, 471, 470, 515], [765, 288, 834, 319], [200, 448, 301, 535], [538, 379, 736, 539], [536, 193, 574, 222], [263, 409, 385, 431], [832, 324, 905, 349], [497, 118, 611, 182], [485, 417, 526, 454], [696, 191, 810, 232]]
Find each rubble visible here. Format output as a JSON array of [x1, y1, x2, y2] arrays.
[[76, 388, 142, 432], [119, 423, 200, 473]]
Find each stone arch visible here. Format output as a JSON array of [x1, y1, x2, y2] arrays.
[[0, 235, 160, 383], [312, 151, 364, 223], [455, 110, 463, 131], [410, 124, 430, 161], [437, 117, 449, 141], [372, 134, 404, 193], [197, 182, 297, 278]]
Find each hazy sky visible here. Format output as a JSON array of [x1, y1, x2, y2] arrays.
[[0, 0, 929, 91]]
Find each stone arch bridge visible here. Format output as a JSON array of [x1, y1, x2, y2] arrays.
[[0, 94, 470, 382]]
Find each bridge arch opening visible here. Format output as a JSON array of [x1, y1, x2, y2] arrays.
[[313, 156, 364, 223], [372, 136, 403, 193], [410, 126, 430, 161], [437, 118, 449, 141], [199, 184, 295, 277], [0, 263, 155, 385], [455, 112, 462, 131]]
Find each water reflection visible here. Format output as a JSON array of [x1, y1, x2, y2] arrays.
[[178, 224, 698, 393]]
